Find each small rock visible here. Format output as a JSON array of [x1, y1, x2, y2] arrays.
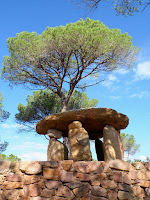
[[56, 185, 74, 198], [91, 186, 107, 197], [68, 121, 82, 130], [47, 129, 62, 139], [43, 168, 61, 180], [25, 161, 42, 175], [24, 184, 42, 197], [0, 161, 11, 174]]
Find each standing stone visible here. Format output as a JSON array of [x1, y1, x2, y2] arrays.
[[103, 125, 123, 161], [95, 139, 104, 161], [68, 121, 92, 161], [47, 138, 68, 161]]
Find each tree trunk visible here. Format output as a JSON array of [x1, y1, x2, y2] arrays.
[[61, 100, 70, 159]]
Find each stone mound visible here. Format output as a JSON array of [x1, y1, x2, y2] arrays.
[[36, 108, 129, 140]]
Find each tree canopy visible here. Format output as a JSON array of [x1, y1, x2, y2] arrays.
[[1, 18, 139, 112], [15, 89, 99, 131], [120, 133, 140, 159], [0, 93, 10, 123], [0, 93, 9, 153], [0, 153, 21, 161], [72, 0, 149, 16]]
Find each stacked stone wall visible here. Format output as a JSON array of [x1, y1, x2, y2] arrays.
[[0, 160, 150, 200]]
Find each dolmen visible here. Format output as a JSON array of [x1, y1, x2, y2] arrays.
[[36, 108, 129, 162]]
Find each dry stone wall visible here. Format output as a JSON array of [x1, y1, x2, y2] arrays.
[[0, 160, 150, 200]]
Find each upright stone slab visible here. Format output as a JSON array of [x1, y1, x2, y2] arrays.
[[95, 139, 104, 161], [68, 121, 92, 161], [47, 138, 68, 161], [103, 125, 123, 161]]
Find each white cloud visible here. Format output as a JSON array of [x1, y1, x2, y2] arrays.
[[20, 152, 47, 161], [109, 96, 122, 100], [135, 61, 150, 80], [115, 68, 130, 75], [129, 91, 150, 99], [1, 123, 24, 129], [11, 141, 47, 151], [102, 74, 119, 88]]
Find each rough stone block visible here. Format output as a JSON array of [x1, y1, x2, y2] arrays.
[[2, 181, 23, 189], [69, 121, 92, 161], [47, 129, 62, 139], [24, 184, 42, 197], [91, 186, 107, 197], [73, 183, 91, 198], [41, 188, 55, 197], [60, 160, 73, 171], [103, 126, 123, 161], [25, 161, 42, 175], [6, 174, 23, 182], [23, 175, 41, 184], [47, 138, 67, 161], [61, 171, 75, 182], [56, 185, 74, 198], [68, 121, 82, 130], [43, 168, 61, 180], [45, 180, 62, 189], [109, 159, 132, 171], [0, 161, 11, 174], [101, 180, 117, 189], [75, 172, 92, 181]]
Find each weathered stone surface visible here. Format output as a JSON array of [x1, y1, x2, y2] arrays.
[[109, 159, 132, 171], [43, 168, 61, 180], [91, 186, 107, 197], [6, 174, 23, 182], [20, 161, 31, 172], [103, 126, 123, 161], [36, 108, 129, 139], [56, 185, 74, 198], [101, 180, 117, 189], [91, 197, 108, 200], [45, 180, 62, 189], [24, 175, 41, 184], [24, 184, 42, 197], [95, 139, 104, 161], [47, 138, 68, 161], [40, 161, 59, 168], [68, 121, 82, 130], [73, 183, 91, 198], [107, 190, 118, 200], [47, 129, 62, 139], [2, 181, 23, 189], [25, 161, 42, 175], [144, 162, 150, 171], [1, 189, 20, 200], [146, 188, 150, 197], [69, 122, 92, 161], [61, 171, 75, 182], [10, 161, 20, 173], [118, 191, 134, 200], [118, 183, 132, 192], [41, 188, 55, 197], [132, 162, 146, 170], [75, 173, 92, 181], [0, 161, 11, 174], [60, 160, 73, 171], [131, 185, 145, 198], [137, 170, 150, 180]]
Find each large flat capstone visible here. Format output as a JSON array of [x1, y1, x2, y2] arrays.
[[36, 108, 129, 140]]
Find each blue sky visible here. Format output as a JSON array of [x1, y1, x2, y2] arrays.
[[0, 0, 150, 161]]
